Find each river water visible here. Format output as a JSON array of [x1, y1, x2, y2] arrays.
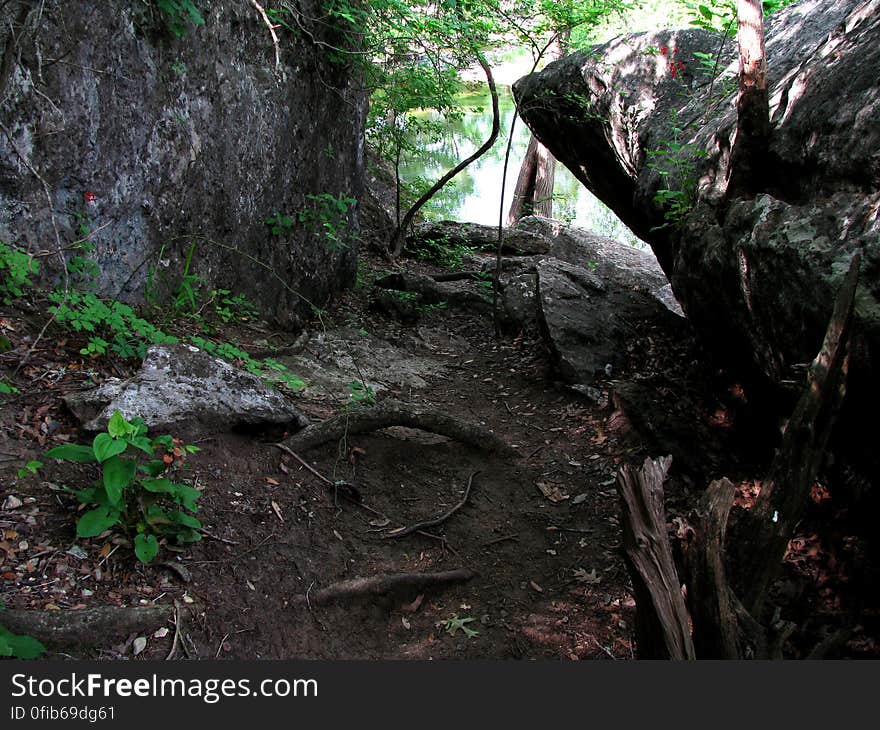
[[400, 85, 645, 249]]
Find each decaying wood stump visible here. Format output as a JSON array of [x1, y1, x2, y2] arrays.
[[616, 455, 695, 660], [616, 254, 861, 659]]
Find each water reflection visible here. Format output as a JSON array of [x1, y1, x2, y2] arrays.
[[401, 85, 646, 249]]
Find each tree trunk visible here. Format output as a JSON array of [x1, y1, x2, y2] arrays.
[[388, 54, 500, 259], [507, 135, 557, 223], [726, 0, 770, 198], [506, 31, 568, 224]]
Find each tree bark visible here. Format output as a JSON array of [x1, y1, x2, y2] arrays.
[[616, 456, 695, 659], [1, 605, 172, 646], [507, 135, 557, 223], [726, 0, 771, 198], [732, 254, 861, 616], [506, 31, 568, 224], [282, 398, 516, 457]]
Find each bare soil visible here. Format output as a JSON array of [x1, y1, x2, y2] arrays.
[[2, 250, 877, 660]]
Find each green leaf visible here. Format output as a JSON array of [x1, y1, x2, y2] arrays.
[[76, 506, 119, 538], [102, 456, 136, 505], [93, 432, 127, 463], [125, 435, 155, 455], [46, 444, 96, 463], [145, 504, 173, 527], [134, 534, 159, 564], [74, 485, 101, 505], [175, 529, 202, 544], [107, 410, 131, 438], [151, 434, 174, 450], [141, 477, 175, 494], [139, 460, 168, 478], [172, 484, 201, 511], [170, 510, 201, 530], [0, 627, 45, 659], [699, 4, 714, 19]]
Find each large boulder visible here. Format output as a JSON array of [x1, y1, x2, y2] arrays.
[[514, 0, 879, 471], [517, 216, 682, 314], [536, 258, 682, 384], [64, 344, 309, 434], [0, 1, 365, 328]]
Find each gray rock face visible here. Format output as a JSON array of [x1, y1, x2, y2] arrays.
[[517, 216, 682, 315], [0, 1, 365, 328], [64, 345, 309, 433], [408, 220, 550, 255], [514, 0, 880, 391], [535, 258, 679, 384]]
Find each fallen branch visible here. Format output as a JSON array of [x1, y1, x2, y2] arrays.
[[282, 399, 517, 457], [248, 0, 281, 72], [384, 471, 479, 539], [0, 605, 172, 646], [294, 568, 477, 606]]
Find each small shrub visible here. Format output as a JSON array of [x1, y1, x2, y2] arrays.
[[41, 411, 202, 564], [0, 241, 38, 304]]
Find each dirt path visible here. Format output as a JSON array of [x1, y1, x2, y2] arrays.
[[3, 251, 875, 659]]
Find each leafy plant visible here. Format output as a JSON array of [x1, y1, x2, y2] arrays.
[[0, 380, 20, 395], [49, 289, 179, 360], [646, 111, 708, 228], [154, 0, 205, 38], [0, 241, 39, 304], [266, 193, 358, 251], [347, 380, 376, 407], [17, 460, 42, 478], [188, 336, 306, 393], [438, 614, 479, 639], [41, 411, 202, 564], [0, 600, 46, 659]]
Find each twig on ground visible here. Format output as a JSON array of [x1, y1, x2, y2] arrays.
[[482, 533, 519, 546], [384, 471, 479, 539]]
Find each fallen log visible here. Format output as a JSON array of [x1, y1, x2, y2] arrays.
[[0, 605, 173, 647], [282, 399, 517, 457], [296, 568, 477, 606]]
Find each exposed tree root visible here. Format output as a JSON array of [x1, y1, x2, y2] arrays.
[[296, 568, 477, 606], [1, 605, 173, 647], [282, 399, 517, 457]]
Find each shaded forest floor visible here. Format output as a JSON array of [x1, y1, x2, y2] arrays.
[[2, 248, 878, 659]]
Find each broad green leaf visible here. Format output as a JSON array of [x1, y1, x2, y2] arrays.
[[139, 460, 167, 478], [46, 444, 96, 463], [74, 485, 101, 505], [172, 484, 202, 511], [102, 456, 136, 505], [145, 504, 173, 527], [141, 477, 175, 494], [76, 506, 119, 538], [699, 4, 713, 19], [93, 432, 127, 463], [170, 511, 201, 530], [125, 435, 155, 455], [134, 534, 159, 564], [151, 434, 174, 450], [175, 529, 202, 544], [0, 629, 45, 659], [107, 410, 130, 438]]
